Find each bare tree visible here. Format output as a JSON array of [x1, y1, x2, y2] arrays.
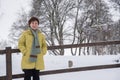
[[110, 0, 120, 8], [42, 0, 76, 55], [8, 0, 117, 56], [8, 0, 43, 47], [107, 0, 120, 55], [8, 8, 29, 47], [76, 0, 113, 55]]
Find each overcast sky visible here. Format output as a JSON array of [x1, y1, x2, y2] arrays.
[[0, 0, 32, 40]]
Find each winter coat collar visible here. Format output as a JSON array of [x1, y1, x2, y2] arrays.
[[26, 29, 42, 35]]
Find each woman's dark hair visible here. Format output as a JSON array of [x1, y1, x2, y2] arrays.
[[28, 17, 39, 26]]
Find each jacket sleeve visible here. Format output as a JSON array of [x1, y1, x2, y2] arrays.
[[18, 32, 27, 55], [41, 35, 47, 55]]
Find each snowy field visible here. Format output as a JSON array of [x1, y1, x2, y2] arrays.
[[0, 53, 120, 80]]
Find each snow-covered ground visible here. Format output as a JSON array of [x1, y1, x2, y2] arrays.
[[0, 53, 120, 80]]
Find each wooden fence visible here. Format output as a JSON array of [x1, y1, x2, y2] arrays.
[[0, 40, 120, 80]]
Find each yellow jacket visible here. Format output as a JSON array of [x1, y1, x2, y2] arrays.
[[18, 29, 47, 70]]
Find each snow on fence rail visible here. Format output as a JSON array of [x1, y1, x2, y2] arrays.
[[0, 40, 120, 80]]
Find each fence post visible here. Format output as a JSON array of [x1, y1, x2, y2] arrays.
[[6, 47, 12, 80]]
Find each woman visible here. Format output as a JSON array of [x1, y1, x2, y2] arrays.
[[18, 17, 47, 80]]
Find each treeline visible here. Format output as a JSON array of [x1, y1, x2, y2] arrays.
[[3, 0, 120, 55]]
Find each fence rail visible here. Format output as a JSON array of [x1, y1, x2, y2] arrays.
[[0, 63, 120, 79], [1, 40, 120, 54], [0, 40, 120, 80]]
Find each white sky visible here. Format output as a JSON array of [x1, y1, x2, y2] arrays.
[[0, 0, 32, 40]]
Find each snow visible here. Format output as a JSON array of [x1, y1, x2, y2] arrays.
[[0, 53, 120, 80], [0, 0, 120, 80]]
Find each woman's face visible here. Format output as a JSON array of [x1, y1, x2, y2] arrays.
[[30, 21, 39, 30]]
